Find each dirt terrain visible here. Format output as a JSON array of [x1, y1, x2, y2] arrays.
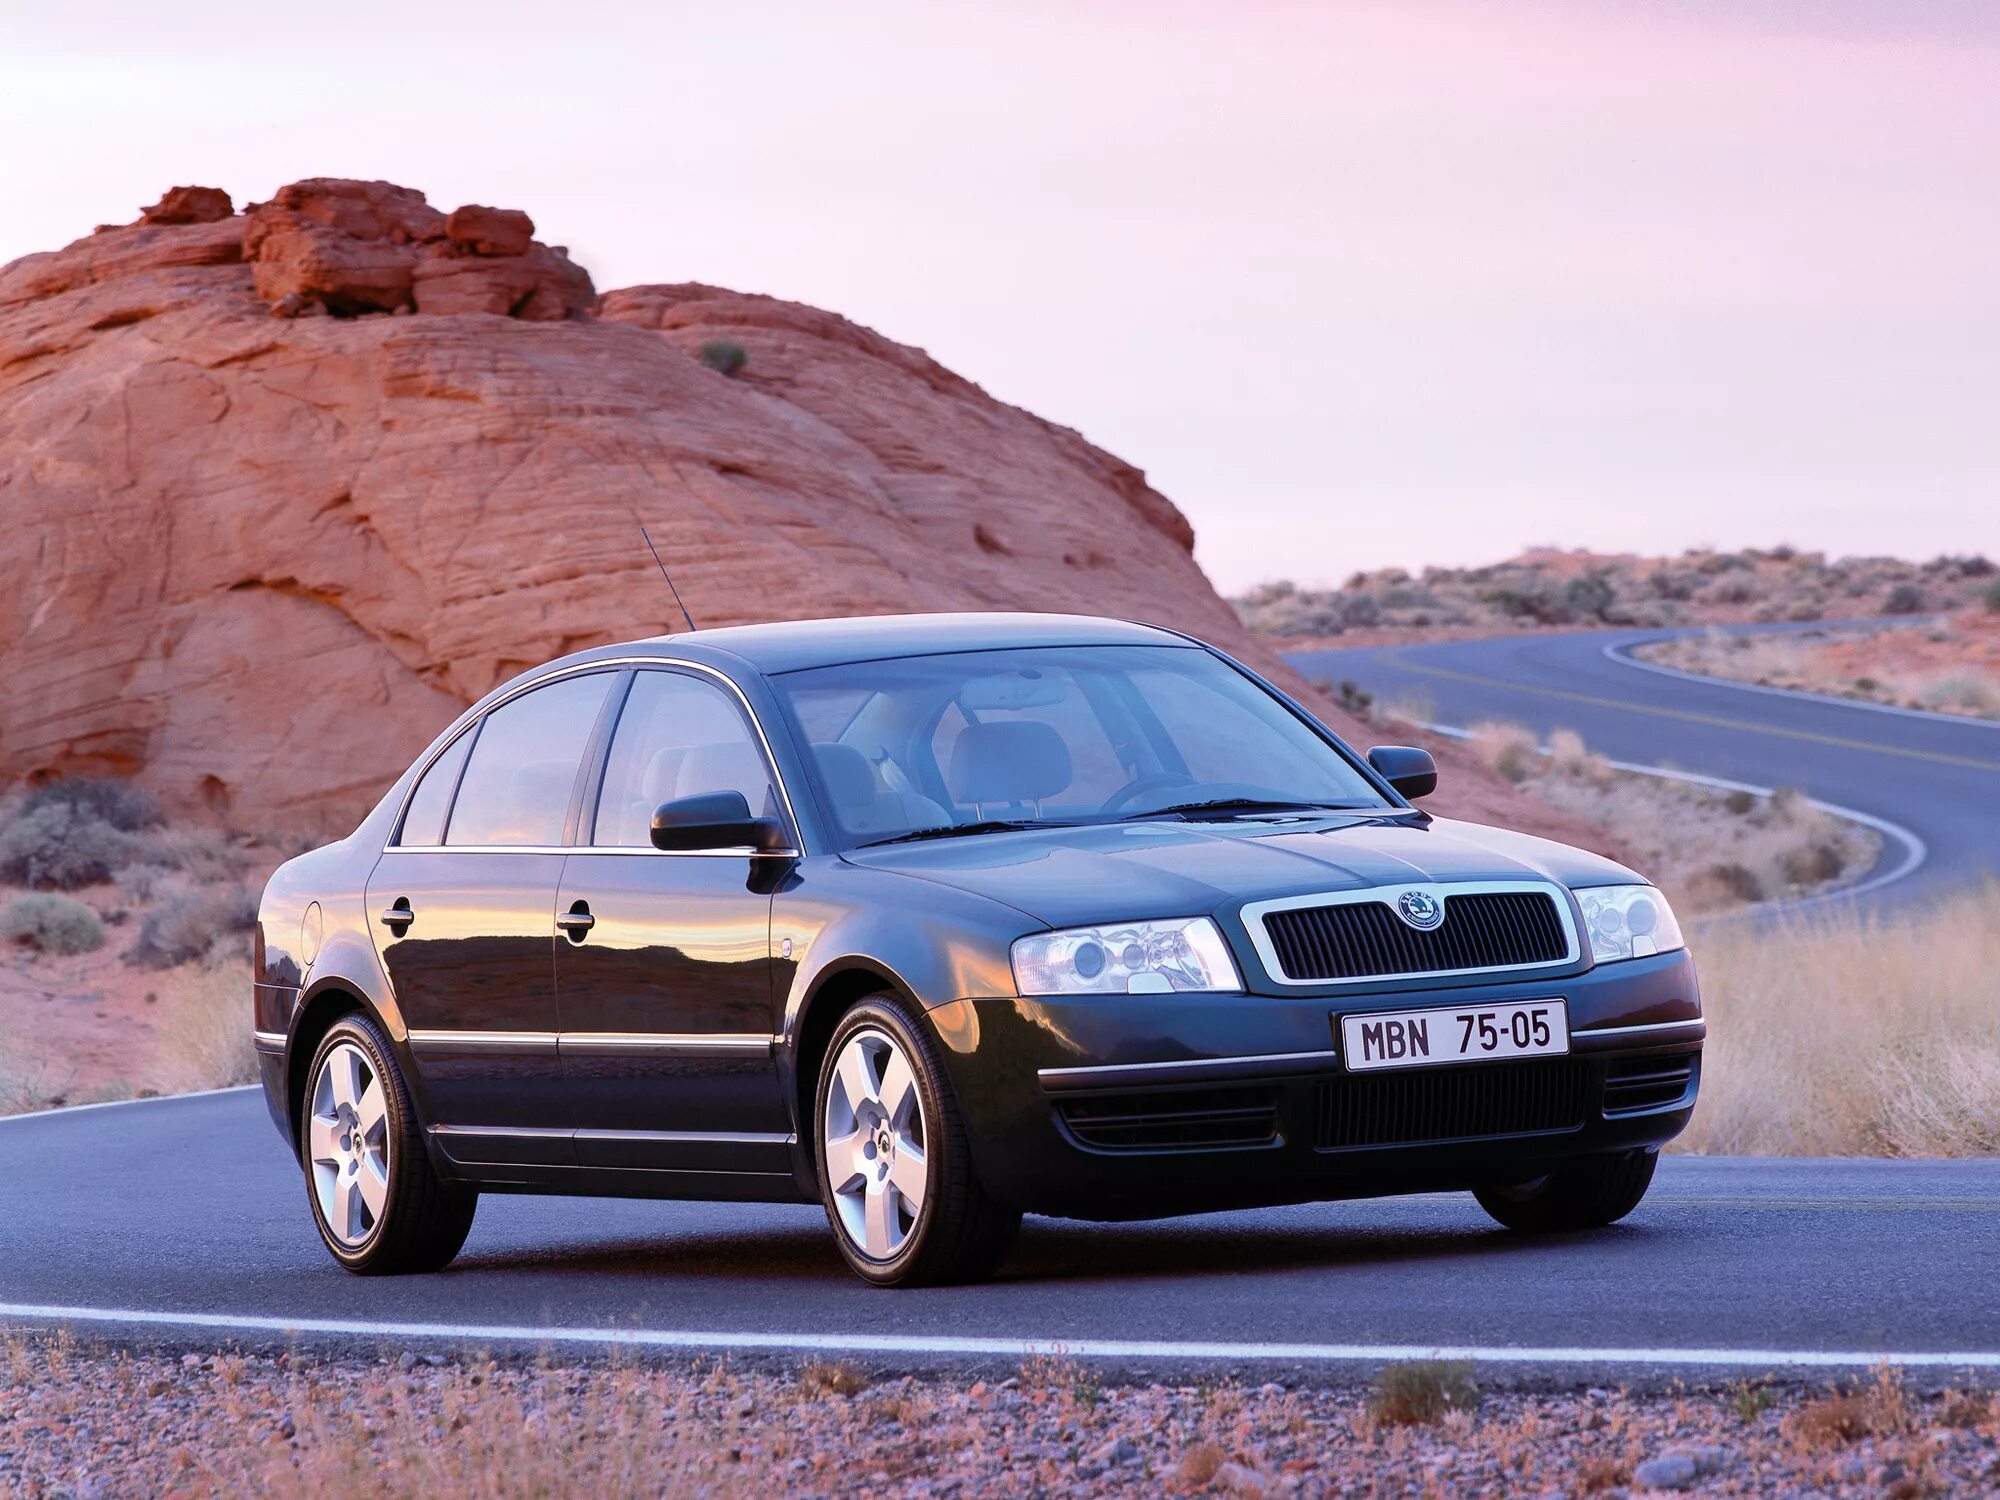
[[2, 1339, 1993, 1499], [1638, 613, 2000, 721]]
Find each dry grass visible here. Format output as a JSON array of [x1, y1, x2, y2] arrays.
[[1678, 882, 2000, 1156], [1783, 1366, 1912, 1453], [1461, 722, 1879, 914], [1365, 1361, 1479, 1426], [151, 963, 258, 1094]]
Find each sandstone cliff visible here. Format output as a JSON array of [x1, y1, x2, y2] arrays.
[[0, 179, 1610, 852]]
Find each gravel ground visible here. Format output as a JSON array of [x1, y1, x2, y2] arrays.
[[3, 1336, 1997, 1498]]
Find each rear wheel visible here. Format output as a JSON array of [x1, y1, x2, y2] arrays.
[[301, 1013, 477, 1274], [814, 994, 1019, 1287], [1474, 1148, 1658, 1232]]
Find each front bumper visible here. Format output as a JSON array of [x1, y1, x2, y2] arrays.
[[927, 948, 1702, 1220]]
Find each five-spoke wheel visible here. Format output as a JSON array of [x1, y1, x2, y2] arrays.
[[300, 1013, 477, 1274], [813, 995, 1020, 1286]]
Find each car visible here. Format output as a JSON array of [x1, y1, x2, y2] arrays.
[[253, 611, 1703, 1286]]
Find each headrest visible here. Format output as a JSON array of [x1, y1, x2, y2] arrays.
[[640, 746, 685, 805], [813, 743, 878, 807], [675, 740, 769, 802], [947, 721, 1072, 806]]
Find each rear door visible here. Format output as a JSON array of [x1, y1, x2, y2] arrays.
[[554, 666, 793, 1173], [367, 669, 619, 1167]]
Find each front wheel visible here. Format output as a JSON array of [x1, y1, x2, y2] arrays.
[[1474, 1148, 1658, 1233], [814, 995, 1019, 1287], [301, 1013, 477, 1274]]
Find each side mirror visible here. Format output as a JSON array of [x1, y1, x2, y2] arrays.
[[650, 791, 791, 853], [1367, 745, 1438, 801]]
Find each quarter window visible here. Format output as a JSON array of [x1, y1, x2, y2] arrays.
[[444, 673, 615, 847], [593, 671, 779, 847], [397, 727, 475, 846]]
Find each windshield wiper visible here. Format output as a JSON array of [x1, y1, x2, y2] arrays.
[[859, 819, 1069, 848], [1134, 798, 1398, 821]]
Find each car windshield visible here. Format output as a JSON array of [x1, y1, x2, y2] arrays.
[[771, 644, 1393, 849]]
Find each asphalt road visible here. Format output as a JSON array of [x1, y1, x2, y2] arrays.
[[1287, 622, 2000, 914], [6, 626, 1998, 1381], [4, 1089, 1996, 1382]]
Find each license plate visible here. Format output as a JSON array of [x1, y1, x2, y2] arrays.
[[1339, 999, 1569, 1073]]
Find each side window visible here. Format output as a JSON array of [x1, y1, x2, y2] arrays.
[[444, 673, 615, 847], [397, 727, 475, 846], [593, 671, 779, 847]]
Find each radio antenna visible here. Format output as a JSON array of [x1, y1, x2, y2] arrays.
[[638, 524, 698, 633]]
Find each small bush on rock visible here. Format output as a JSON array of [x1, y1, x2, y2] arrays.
[[2, 892, 106, 956], [698, 339, 747, 376], [0, 803, 132, 890]]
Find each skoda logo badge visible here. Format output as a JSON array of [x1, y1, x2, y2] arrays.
[[1396, 889, 1444, 931]]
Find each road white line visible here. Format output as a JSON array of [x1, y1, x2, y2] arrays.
[[2, 1301, 1996, 1369], [1603, 635, 2000, 732], [1400, 719, 1927, 912], [0, 1084, 259, 1127]]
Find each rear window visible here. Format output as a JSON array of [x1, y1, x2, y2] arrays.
[[444, 673, 615, 847]]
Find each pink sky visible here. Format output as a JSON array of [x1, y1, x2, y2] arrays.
[[4, 1, 1995, 590]]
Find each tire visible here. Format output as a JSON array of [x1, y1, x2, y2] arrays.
[[814, 993, 1020, 1287], [1474, 1148, 1658, 1233], [300, 1013, 477, 1274]]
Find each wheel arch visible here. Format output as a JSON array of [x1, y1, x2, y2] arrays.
[[787, 958, 925, 1174], [283, 981, 381, 1157]]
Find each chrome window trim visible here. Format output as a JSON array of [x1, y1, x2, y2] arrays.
[[559, 1032, 778, 1058], [1037, 1048, 1340, 1085], [1572, 1018, 1706, 1039], [431, 1124, 572, 1140], [1239, 879, 1581, 987], [385, 655, 808, 858], [380, 844, 801, 859]]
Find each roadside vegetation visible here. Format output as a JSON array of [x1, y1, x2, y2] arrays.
[[0, 776, 280, 1114], [1681, 881, 2000, 1157], [3, 1337, 1995, 1498], [1235, 545, 1996, 641], [1637, 611, 2000, 722], [1453, 721, 1881, 915]]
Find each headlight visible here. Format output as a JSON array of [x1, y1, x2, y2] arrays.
[[1011, 917, 1243, 996], [1575, 884, 1684, 963]]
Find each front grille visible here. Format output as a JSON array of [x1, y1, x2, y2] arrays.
[[1314, 1057, 1592, 1149], [1261, 889, 1569, 982], [1058, 1086, 1280, 1153], [1604, 1055, 1697, 1114]]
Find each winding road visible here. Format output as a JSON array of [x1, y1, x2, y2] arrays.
[[5, 627, 1997, 1381]]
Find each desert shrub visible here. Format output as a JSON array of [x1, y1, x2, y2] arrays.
[[1982, 578, 2000, 612], [1341, 592, 1382, 628], [1470, 722, 1541, 784], [125, 884, 257, 970], [114, 863, 173, 906], [135, 824, 241, 883], [20, 776, 162, 833], [0, 803, 132, 890], [1703, 574, 1757, 605], [1648, 567, 1698, 601], [1958, 554, 1998, 578], [1685, 861, 1764, 908], [1882, 581, 1925, 615], [1546, 727, 1609, 783], [1782, 840, 1847, 886], [1784, 1368, 1910, 1452], [797, 1359, 870, 1397], [1723, 788, 1757, 816], [1561, 572, 1616, 621], [1918, 675, 2000, 716], [1367, 1360, 1478, 1425], [1, 893, 105, 956], [698, 339, 747, 376]]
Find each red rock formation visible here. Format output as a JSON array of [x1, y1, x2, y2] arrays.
[[0, 179, 1615, 854]]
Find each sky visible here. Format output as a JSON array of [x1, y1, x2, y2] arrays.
[[3, 0, 1996, 591]]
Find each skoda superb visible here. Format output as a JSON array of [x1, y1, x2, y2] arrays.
[[253, 613, 1702, 1286]]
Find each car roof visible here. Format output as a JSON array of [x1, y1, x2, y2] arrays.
[[619, 611, 1196, 674]]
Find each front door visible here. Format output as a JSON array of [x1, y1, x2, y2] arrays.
[[554, 667, 792, 1173], [367, 669, 619, 1167]]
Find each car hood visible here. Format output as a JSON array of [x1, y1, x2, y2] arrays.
[[841, 813, 1640, 928]]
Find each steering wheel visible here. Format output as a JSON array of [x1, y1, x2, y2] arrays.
[[1098, 772, 1198, 816]]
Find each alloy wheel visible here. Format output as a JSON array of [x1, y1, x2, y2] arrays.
[[308, 1039, 391, 1247], [822, 1027, 929, 1260]]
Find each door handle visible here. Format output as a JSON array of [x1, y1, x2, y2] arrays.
[[378, 899, 414, 933], [556, 901, 595, 941]]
